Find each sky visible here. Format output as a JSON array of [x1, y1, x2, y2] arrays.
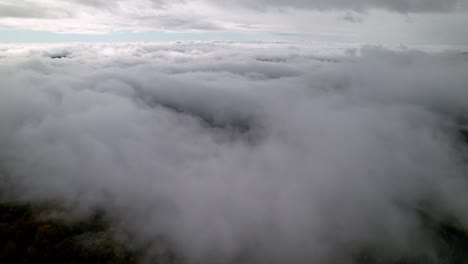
[[0, 0, 467, 44]]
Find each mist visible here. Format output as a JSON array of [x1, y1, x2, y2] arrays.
[[1, 42, 468, 263]]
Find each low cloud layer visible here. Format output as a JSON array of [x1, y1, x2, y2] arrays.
[[1, 42, 468, 263]]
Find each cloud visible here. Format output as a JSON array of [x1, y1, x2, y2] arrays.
[[223, 0, 466, 13], [69, 0, 468, 14], [1, 42, 468, 263], [71, 0, 113, 7], [340, 12, 364, 23], [1, 0, 467, 37], [69, 0, 182, 9], [0, 0, 235, 34], [133, 15, 224, 31], [0, 1, 70, 18], [67, 0, 121, 11]]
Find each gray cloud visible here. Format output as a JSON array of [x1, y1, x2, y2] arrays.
[[69, 0, 181, 8], [71, 0, 111, 7], [0, 2, 70, 18], [134, 15, 224, 31], [1, 42, 468, 263], [222, 0, 466, 13], [0, 0, 466, 40], [340, 11, 364, 23]]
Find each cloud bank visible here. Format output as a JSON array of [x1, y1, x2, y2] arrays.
[[1, 42, 468, 263], [1, 0, 468, 44], [222, 0, 465, 13]]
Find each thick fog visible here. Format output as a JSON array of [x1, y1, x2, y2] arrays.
[[1, 42, 468, 263]]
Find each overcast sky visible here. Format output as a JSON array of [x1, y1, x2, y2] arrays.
[[0, 0, 467, 44]]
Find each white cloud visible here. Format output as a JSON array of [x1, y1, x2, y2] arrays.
[[1, 42, 468, 263]]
